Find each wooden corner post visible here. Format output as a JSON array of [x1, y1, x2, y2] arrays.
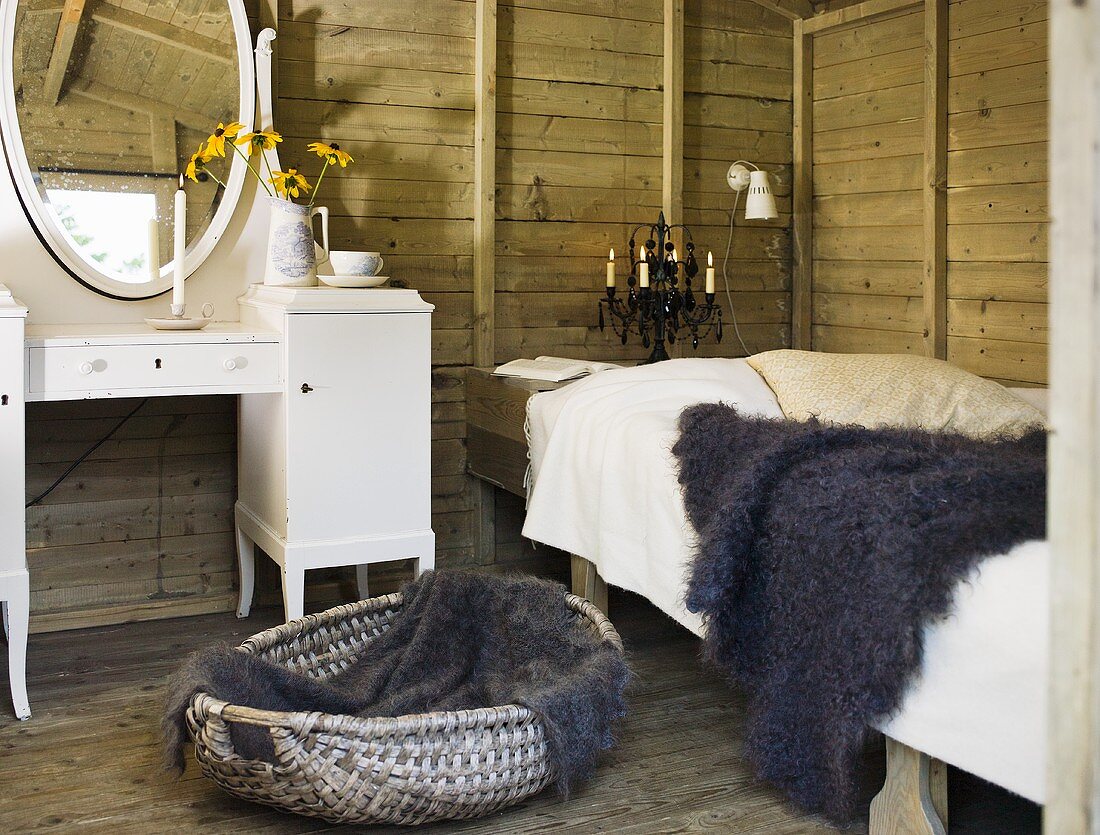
[[662, 0, 684, 224], [473, 0, 497, 370], [1046, 0, 1100, 831], [472, 0, 498, 566], [922, 0, 947, 360], [791, 19, 813, 351]]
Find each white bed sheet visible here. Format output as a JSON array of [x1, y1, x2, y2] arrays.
[[522, 359, 1048, 803]]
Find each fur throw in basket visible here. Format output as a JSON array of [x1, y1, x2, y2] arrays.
[[673, 406, 1046, 823], [164, 570, 630, 795]]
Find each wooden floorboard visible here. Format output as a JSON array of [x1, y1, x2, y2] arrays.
[[0, 589, 1040, 834]]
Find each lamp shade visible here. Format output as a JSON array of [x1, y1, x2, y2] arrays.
[[744, 170, 777, 220]]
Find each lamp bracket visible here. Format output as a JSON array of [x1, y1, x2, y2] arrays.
[[727, 162, 753, 193]]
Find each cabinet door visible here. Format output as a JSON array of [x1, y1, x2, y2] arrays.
[[285, 312, 431, 542], [0, 318, 24, 573]]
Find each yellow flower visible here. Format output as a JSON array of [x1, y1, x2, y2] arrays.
[[271, 168, 311, 199], [184, 145, 210, 182], [204, 121, 246, 157], [307, 141, 353, 167], [236, 129, 282, 156]]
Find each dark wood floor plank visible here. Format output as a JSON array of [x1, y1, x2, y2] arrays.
[[0, 589, 1039, 834]]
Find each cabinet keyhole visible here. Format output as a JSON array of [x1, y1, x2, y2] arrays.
[[1, 394, 8, 406], [154, 358, 162, 369]]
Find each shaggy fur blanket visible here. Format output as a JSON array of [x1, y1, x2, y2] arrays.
[[672, 406, 1046, 822], [163, 570, 629, 795]]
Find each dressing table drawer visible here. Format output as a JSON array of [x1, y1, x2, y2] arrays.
[[27, 341, 281, 398]]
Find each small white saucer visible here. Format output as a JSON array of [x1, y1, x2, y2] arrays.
[[145, 317, 212, 331], [318, 274, 389, 288]]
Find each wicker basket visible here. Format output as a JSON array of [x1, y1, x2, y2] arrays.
[[185, 590, 624, 826]]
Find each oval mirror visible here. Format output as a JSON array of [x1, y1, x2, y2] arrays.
[[0, 0, 255, 299]]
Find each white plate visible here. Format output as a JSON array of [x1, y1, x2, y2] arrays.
[[144, 317, 212, 330], [318, 274, 389, 288]]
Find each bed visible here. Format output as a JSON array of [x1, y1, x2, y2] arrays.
[[520, 356, 1048, 833]]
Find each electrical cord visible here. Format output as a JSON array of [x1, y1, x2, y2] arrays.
[[26, 397, 149, 508], [721, 188, 753, 357]]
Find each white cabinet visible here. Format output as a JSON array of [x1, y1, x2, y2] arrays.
[[236, 286, 435, 621], [0, 284, 432, 719], [0, 287, 28, 719]]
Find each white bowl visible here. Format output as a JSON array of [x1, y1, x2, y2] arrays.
[[318, 274, 389, 288]]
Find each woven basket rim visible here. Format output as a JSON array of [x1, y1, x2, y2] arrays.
[[193, 588, 623, 734]]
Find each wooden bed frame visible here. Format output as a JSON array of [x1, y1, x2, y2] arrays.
[[467, 367, 949, 834], [569, 553, 948, 835]]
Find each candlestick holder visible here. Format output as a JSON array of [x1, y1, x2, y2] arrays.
[[145, 302, 214, 331], [598, 211, 722, 364]]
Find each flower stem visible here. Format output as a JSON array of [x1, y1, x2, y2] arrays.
[[308, 158, 331, 210], [261, 148, 276, 193], [204, 170, 228, 191], [229, 141, 273, 196]]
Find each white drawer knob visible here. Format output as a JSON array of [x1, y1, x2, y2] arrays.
[[78, 361, 93, 375], [223, 358, 237, 371]]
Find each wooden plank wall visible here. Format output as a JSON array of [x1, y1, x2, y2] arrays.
[[945, 0, 1048, 384], [810, 8, 926, 355], [26, 0, 794, 630], [494, 0, 793, 364], [26, 396, 239, 632], [805, 0, 1049, 385]]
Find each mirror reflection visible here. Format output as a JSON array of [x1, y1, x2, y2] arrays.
[[12, 0, 241, 287]]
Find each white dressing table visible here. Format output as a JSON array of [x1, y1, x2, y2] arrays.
[[1, 284, 435, 720]]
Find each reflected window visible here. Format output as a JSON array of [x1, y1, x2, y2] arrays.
[[44, 189, 157, 284]]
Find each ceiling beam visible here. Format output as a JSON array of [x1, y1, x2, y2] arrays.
[[743, 0, 815, 21], [42, 0, 86, 106], [69, 78, 212, 134], [88, 3, 233, 65]]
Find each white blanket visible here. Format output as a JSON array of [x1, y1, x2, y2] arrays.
[[522, 359, 1047, 803], [523, 358, 785, 632]]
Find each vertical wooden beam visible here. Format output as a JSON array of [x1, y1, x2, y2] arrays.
[[149, 115, 176, 174], [473, 0, 497, 368], [42, 0, 86, 106], [791, 19, 813, 351], [922, 0, 947, 360], [1046, 1, 1100, 831], [662, 0, 684, 224], [473, 0, 498, 566]]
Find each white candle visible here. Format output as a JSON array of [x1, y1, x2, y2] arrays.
[[173, 175, 186, 311], [606, 248, 615, 288], [705, 251, 715, 294], [638, 246, 649, 289], [147, 217, 159, 283]]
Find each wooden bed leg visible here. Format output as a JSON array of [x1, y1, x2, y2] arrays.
[[869, 737, 948, 835], [570, 554, 608, 614]]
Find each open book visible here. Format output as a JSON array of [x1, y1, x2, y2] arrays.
[[493, 356, 620, 383]]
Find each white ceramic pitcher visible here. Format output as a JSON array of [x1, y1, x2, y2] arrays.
[[263, 197, 329, 287]]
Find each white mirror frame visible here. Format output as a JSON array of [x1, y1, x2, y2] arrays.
[[0, 0, 257, 300]]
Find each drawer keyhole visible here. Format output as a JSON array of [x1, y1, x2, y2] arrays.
[[154, 358, 162, 369], [1, 394, 8, 406]]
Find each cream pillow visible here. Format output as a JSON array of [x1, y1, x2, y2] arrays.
[[745, 350, 1045, 438]]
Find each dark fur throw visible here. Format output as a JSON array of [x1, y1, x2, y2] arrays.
[[163, 570, 630, 795], [673, 406, 1046, 822]]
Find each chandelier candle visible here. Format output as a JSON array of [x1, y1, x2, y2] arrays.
[[598, 211, 723, 363]]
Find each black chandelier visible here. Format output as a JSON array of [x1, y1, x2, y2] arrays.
[[598, 211, 722, 364]]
